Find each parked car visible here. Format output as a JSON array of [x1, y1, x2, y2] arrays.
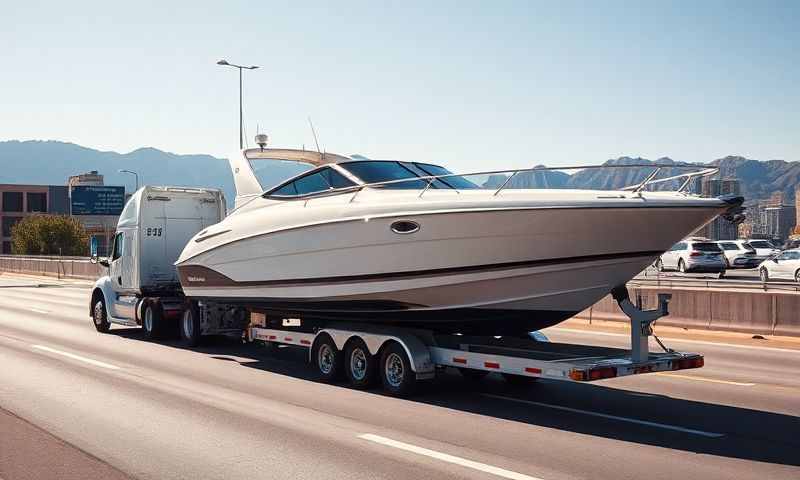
[[745, 239, 781, 258], [758, 249, 800, 283], [715, 240, 765, 269], [657, 238, 727, 275]]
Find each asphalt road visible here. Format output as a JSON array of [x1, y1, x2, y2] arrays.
[[1, 274, 799, 480]]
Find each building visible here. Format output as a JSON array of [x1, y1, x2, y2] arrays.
[[0, 185, 69, 253], [0, 171, 124, 255], [763, 203, 796, 243], [695, 178, 741, 240]]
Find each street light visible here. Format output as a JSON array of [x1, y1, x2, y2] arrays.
[[216, 59, 259, 149], [118, 169, 139, 192]]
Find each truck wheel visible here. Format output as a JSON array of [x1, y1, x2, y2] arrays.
[[92, 296, 110, 333], [502, 373, 538, 387], [311, 334, 342, 382], [180, 301, 202, 347], [458, 368, 489, 381], [142, 299, 166, 340], [379, 341, 417, 397], [344, 337, 377, 389]]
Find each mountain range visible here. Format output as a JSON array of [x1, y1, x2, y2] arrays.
[[1, 140, 798, 206]]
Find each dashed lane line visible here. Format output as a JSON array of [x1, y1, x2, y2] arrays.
[[31, 345, 121, 370]]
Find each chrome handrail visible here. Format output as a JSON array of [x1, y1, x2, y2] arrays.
[[268, 163, 721, 201]]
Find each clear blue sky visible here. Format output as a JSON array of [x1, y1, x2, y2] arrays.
[[2, 1, 797, 171]]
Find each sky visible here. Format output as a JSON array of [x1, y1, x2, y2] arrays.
[[1, 1, 798, 171]]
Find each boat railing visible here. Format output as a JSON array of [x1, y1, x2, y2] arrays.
[[348, 163, 720, 199]]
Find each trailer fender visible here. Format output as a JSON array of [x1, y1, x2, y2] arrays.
[[318, 329, 435, 377]]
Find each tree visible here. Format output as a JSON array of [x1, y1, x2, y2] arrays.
[[11, 215, 89, 256]]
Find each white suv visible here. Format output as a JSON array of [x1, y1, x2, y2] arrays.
[[657, 238, 727, 275], [715, 240, 765, 269], [758, 249, 800, 283]]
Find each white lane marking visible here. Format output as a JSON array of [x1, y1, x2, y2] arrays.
[[550, 327, 800, 354], [481, 394, 725, 438], [28, 308, 50, 314], [657, 373, 755, 386], [358, 433, 544, 480], [31, 345, 120, 370]]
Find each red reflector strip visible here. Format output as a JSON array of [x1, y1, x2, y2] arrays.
[[484, 362, 500, 369], [525, 367, 542, 374], [588, 367, 617, 380], [452, 357, 467, 364], [672, 356, 704, 370], [284, 337, 293, 342], [300, 339, 311, 345], [267, 335, 277, 340]]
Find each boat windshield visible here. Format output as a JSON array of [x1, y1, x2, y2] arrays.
[[340, 161, 479, 190], [248, 158, 316, 191]]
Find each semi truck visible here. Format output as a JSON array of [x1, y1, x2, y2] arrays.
[[90, 185, 704, 396]]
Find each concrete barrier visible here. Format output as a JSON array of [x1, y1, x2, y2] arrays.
[[574, 285, 800, 337], [0, 255, 103, 280]]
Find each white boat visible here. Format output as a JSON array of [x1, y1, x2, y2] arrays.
[[175, 147, 742, 335]]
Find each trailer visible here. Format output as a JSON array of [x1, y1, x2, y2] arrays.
[[91, 186, 704, 397]]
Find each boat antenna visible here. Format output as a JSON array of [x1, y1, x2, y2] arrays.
[[308, 116, 322, 154]]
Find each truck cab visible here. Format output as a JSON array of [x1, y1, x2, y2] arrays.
[[90, 186, 226, 336]]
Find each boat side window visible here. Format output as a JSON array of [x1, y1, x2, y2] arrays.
[[269, 167, 355, 198], [340, 161, 428, 189], [414, 163, 480, 189]]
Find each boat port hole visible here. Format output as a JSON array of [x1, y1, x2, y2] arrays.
[[390, 220, 419, 234]]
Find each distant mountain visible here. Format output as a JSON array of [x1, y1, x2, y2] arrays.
[[1, 140, 797, 207]]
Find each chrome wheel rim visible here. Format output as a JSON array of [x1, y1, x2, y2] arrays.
[[385, 352, 404, 388], [318, 344, 335, 374], [93, 302, 104, 325], [350, 348, 367, 381], [182, 310, 194, 339], [144, 307, 153, 332]]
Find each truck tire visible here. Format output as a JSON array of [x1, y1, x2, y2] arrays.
[[311, 334, 342, 382], [344, 337, 377, 389], [142, 299, 166, 340], [180, 301, 202, 347], [379, 341, 417, 397], [92, 296, 110, 333]]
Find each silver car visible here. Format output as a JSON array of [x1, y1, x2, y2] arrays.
[[758, 249, 800, 283], [657, 238, 727, 275]]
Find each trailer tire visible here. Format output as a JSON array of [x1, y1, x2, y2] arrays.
[[379, 341, 416, 397], [92, 295, 110, 333], [502, 373, 538, 387], [180, 301, 202, 347], [344, 337, 377, 389], [458, 368, 489, 381], [311, 334, 342, 382], [142, 299, 166, 340]]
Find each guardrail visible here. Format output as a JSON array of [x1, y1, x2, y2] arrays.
[[631, 274, 800, 292], [0, 255, 103, 280]]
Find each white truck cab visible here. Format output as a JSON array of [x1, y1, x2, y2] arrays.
[[90, 186, 226, 336]]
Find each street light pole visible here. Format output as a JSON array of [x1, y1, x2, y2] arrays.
[[118, 169, 139, 191], [217, 59, 259, 150]]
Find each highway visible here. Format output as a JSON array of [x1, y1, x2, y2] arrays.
[[1, 274, 799, 480]]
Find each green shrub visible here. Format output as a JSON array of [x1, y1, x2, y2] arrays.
[[11, 215, 89, 255]]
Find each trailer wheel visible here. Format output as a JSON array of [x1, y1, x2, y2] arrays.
[[344, 337, 377, 389], [92, 295, 110, 333], [180, 301, 202, 347], [379, 342, 416, 396], [502, 373, 538, 387], [311, 334, 342, 382], [142, 299, 166, 340], [458, 368, 489, 381]]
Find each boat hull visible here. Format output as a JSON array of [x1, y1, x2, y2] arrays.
[[177, 202, 725, 334]]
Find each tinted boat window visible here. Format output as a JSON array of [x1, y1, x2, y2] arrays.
[[415, 163, 480, 189], [340, 161, 427, 189], [693, 242, 722, 252], [270, 168, 355, 197]]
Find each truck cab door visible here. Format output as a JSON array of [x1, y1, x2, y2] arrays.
[[108, 232, 124, 289]]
